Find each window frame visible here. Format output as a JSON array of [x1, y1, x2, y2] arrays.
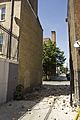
[[0, 33, 3, 52], [0, 5, 6, 22]]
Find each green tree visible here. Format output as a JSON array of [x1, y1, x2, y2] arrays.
[[59, 66, 68, 74], [43, 40, 66, 80]]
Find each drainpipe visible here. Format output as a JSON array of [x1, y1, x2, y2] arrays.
[[66, 0, 73, 106], [68, 22, 73, 106], [9, 0, 14, 59]]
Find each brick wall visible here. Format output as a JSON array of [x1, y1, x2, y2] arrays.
[[75, 0, 80, 40], [68, 0, 80, 103], [29, 0, 38, 15], [18, 0, 43, 89]]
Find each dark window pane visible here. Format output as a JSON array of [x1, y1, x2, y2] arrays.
[[0, 34, 3, 44], [1, 14, 5, 20], [0, 7, 5, 20]]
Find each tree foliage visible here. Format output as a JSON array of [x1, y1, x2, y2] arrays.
[[43, 40, 66, 77]]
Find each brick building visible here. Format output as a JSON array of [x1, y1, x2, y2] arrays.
[[67, 0, 80, 104], [0, 0, 43, 104], [43, 31, 56, 45]]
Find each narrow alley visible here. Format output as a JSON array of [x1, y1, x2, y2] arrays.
[[0, 79, 76, 120], [0, 0, 80, 120]]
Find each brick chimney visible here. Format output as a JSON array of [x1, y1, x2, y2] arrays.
[[51, 31, 56, 44]]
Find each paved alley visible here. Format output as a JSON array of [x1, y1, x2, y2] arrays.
[[0, 81, 76, 120]]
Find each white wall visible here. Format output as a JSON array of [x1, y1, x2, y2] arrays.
[[0, 58, 18, 104], [0, 58, 9, 104]]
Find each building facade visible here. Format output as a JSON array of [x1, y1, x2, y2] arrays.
[[0, 0, 43, 103], [0, 0, 20, 58], [18, 0, 43, 89], [67, 0, 80, 104]]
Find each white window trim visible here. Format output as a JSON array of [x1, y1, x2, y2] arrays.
[[0, 5, 6, 22]]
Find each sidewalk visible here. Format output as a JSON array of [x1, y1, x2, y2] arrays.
[[0, 81, 76, 120], [18, 95, 76, 120]]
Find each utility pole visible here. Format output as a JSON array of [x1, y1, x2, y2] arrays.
[[9, 0, 14, 59]]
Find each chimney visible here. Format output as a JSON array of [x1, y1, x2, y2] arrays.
[[51, 31, 56, 44]]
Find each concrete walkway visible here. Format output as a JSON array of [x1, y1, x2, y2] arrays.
[[0, 81, 76, 120]]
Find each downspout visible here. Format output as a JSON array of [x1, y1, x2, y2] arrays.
[[9, 0, 14, 59], [67, 0, 73, 106], [68, 21, 73, 106]]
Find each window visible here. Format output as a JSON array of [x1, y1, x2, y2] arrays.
[[0, 6, 5, 21], [0, 34, 3, 52]]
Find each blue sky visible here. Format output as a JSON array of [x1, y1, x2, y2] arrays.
[[38, 0, 69, 67]]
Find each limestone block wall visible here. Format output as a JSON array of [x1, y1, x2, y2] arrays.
[[0, 58, 18, 104], [0, 58, 9, 104], [7, 61, 18, 101], [18, 0, 43, 89]]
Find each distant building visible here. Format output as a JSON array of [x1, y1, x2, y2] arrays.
[[43, 31, 56, 44], [43, 31, 56, 76], [43, 38, 51, 44], [67, 0, 80, 104], [0, 0, 43, 104]]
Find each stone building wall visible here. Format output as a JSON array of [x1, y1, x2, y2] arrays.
[[74, 0, 80, 102], [18, 0, 43, 89], [0, 0, 43, 94], [0, 1, 21, 58], [29, 0, 38, 15], [68, 0, 80, 103], [68, 0, 76, 95]]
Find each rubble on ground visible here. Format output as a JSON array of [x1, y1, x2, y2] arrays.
[[0, 81, 77, 120]]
